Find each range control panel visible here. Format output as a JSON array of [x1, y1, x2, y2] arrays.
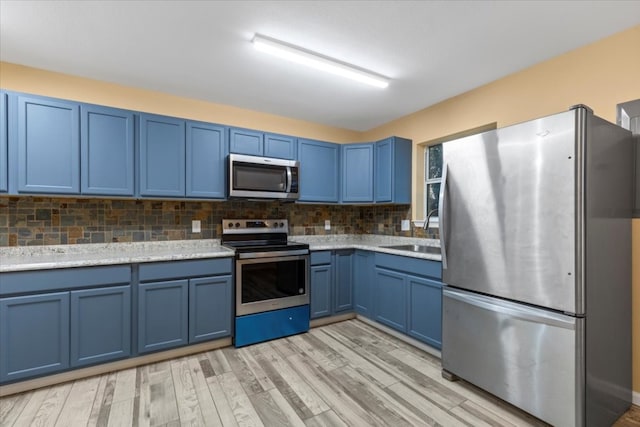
[[222, 219, 288, 234]]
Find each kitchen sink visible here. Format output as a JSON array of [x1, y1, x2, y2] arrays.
[[381, 244, 441, 255]]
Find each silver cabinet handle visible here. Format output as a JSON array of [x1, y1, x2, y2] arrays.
[[438, 163, 448, 269], [444, 287, 576, 330], [286, 167, 293, 193]]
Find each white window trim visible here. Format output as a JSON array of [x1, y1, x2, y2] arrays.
[[423, 144, 442, 222]]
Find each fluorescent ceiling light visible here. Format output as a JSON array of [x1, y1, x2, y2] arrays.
[[252, 34, 390, 89]]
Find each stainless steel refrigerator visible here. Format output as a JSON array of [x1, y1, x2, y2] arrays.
[[440, 106, 633, 427]]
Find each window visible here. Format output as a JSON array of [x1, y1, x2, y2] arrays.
[[424, 144, 442, 220], [421, 122, 497, 222]]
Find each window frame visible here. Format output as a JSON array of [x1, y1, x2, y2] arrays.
[[417, 122, 498, 229], [423, 143, 442, 227]]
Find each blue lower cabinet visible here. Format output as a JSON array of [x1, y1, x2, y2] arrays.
[[235, 305, 309, 347], [374, 268, 407, 333], [0, 292, 70, 382], [333, 250, 353, 313], [353, 251, 374, 318], [70, 285, 131, 367], [189, 276, 232, 343], [407, 276, 442, 349], [310, 264, 332, 319], [138, 279, 189, 353]]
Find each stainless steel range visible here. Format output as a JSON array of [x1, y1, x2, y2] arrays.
[[222, 219, 310, 347]]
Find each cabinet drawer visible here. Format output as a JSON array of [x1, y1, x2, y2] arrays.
[[310, 251, 332, 266], [375, 253, 441, 279], [0, 265, 131, 296], [138, 258, 232, 282]]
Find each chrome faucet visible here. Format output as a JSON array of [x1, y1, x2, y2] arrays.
[[424, 209, 438, 231]]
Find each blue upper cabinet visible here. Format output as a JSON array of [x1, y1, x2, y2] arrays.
[[342, 143, 374, 203], [15, 95, 80, 194], [139, 113, 186, 197], [264, 133, 296, 159], [186, 121, 227, 199], [0, 91, 7, 193], [81, 105, 135, 196], [297, 138, 340, 202], [375, 137, 412, 204], [229, 127, 264, 156], [230, 128, 296, 160]]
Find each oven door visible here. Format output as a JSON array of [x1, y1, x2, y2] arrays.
[[236, 254, 309, 316]]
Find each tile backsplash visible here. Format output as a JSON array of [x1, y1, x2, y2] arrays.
[[0, 197, 437, 247]]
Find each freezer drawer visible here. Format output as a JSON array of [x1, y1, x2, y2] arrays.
[[442, 287, 583, 427]]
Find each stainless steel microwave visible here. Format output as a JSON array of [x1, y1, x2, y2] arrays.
[[228, 153, 300, 200]]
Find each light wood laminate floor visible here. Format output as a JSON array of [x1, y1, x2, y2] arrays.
[[0, 319, 637, 427]]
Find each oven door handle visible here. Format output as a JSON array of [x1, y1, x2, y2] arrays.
[[237, 249, 310, 259]]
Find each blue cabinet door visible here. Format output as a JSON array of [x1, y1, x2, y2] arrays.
[[310, 264, 332, 319], [375, 138, 393, 202], [298, 138, 340, 202], [374, 268, 407, 333], [353, 251, 374, 318], [16, 95, 80, 194], [333, 250, 353, 313], [408, 275, 442, 349], [138, 279, 188, 353], [229, 127, 263, 156], [375, 137, 412, 203], [139, 114, 185, 197], [0, 91, 7, 193], [70, 285, 131, 367], [342, 143, 374, 203], [189, 275, 232, 343], [0, 292, 70, 382], [81, 105, 135, 196], [264, 133, 296, 159], [186, 121, 227, 199]]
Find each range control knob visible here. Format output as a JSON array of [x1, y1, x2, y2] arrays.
[[235, 222, 241, 228], [279, 222, 285, 227], [228, 222, 234, 228]]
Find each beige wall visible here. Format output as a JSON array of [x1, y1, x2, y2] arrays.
[[1, 25, 639, 395], [0, 62, 360, 143]]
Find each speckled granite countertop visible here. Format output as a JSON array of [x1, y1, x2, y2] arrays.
[[0, 234, 440, 273], [0, 240, 234, 272], [291, 234, 441, 261]]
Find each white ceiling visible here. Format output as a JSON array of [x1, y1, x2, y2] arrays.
[[1, 1, 639, 132]]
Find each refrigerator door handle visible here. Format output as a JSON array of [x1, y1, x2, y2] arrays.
[[443, 288, 576, 330], [438, 162, 449, 269]]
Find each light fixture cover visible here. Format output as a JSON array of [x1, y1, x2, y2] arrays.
[[252, 34, 389, 89]]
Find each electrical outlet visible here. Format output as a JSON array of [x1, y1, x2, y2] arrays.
[[324, 220, 331, 230], [192, 220, 201, 233], [401, 220, 410, 231]]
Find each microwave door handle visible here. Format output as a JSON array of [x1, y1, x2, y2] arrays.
[[286, 167, 292, 193]]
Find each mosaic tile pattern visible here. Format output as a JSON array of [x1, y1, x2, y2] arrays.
[[0, 197, 437, 247]]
